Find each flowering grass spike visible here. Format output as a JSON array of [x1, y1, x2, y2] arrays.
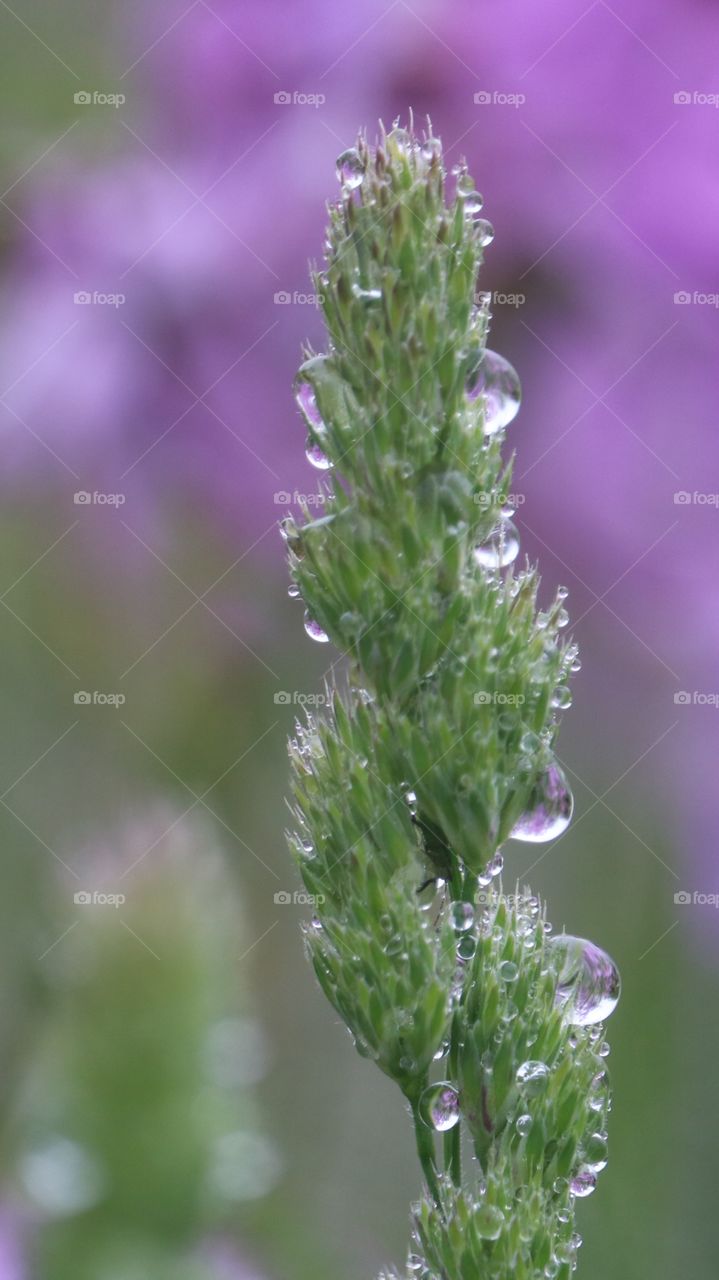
[[283, 119, 620, 1280]]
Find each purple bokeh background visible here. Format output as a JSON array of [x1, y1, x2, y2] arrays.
[[1, 0, 715, 920]]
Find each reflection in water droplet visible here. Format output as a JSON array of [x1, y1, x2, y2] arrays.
[[305, 438, 333, 470], [295, 379, 325, 430], [570, 1169, 597, 1199], [336, 148, 365, 190], [466, 348, 521, 435], [418, 1083, 460, 1132], [550, 934, 621, 1025], [510, 761, 573, 843], [475, 1203, 505, 1240], [304, 612, 329, 643], [450, 901, 474, 932], [583, 1132, 608, 1172], [516, 1060, 549, 1094], [474, 519, 520, 570], [474, 218, 495, 247]]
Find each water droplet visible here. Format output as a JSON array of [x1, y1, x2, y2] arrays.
[[450, 901, 474, 932], [305, 438, 333, 470], [570, 1170, 597, 1199], [551, 686, 573, 710], [487, 851, 503, 878], [510, 761, 573, 843], [433, 1038, 450, 1061], [499, 960, 519, 983], [294, 379, 325, 431], [550, 935, 621, 1025], [516, 1113, 532, 1137], [352, 282, 382, 304], [336, 148, 365, 190], [474, 218, 495, 247], [583, 1133, 608, 1172], [516, 1060, 549, 1094], [304, 612, 329, 644], [287, 583, 301, 600], [457, 934, 476, 960], [475, 1203, 504, 1240], [418, 1083, 460, 1132], [474, 518, 520, 570], [466, 348, 521, 434]]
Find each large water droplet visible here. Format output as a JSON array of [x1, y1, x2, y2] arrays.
[[295, 379, 325, 431], [466, 349, 521, 435], [550, 934, 621, 1025], [475, 1203, 504, 1240], [336, 148, 365, 190], [305, 438, 333, 470], [474, 219, 495, 247], [516, 1113, 532, 1137], [583, 1132, 608, 1172], [510, 761, 573, 843], [303, 612, 329, 644], [418, 1083, 460, 1132], [474, 518, 520, 570], [516, 1060, 549, 1094]]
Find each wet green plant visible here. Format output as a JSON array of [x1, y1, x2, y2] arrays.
[[283, 120, 620, 1280]]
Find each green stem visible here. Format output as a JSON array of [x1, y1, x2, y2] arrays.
[[410, 1098, 441, 1207]]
